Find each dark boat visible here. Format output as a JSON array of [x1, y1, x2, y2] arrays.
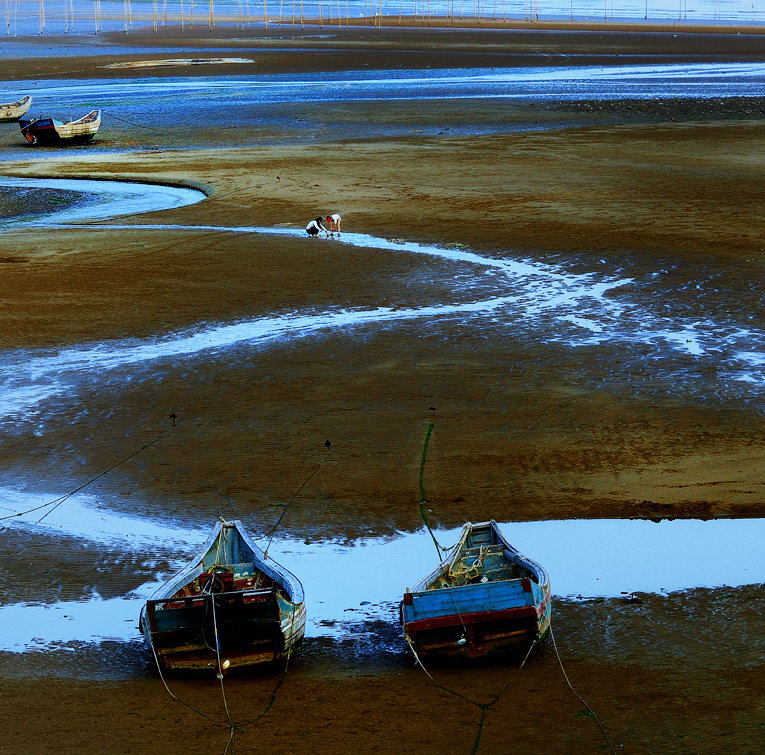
[[140, 519, 306, 672], [401, 520, 551, 661], [19, 109, 100, 145]]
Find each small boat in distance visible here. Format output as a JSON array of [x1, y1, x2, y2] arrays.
[[140, 519, 306, 673], [19, 109, 101, 145], [0, 95, 31, 122], [401, 520, 551, 661]]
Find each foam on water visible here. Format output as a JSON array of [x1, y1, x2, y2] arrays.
[[2, 196, 765, 421]]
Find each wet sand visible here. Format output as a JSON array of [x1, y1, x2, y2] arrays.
[[1, 24, 764, 754]]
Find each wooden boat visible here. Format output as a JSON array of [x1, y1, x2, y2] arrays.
[[140, 519, 306, 672], [18, 109, 100, 145], [0, 95, 31, 122], [401, 520, 551, 661]]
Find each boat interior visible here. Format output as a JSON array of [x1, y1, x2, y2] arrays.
[[425, 524, 536, 590], [428, 544, 531, 589], [162, 563, 280, 609]]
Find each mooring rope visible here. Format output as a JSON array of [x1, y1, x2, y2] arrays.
[[418, 420, 445, 559], [261, 460, 327, 558], [0, 121, 33, 144], [149, 589, 295, 753], [549, 622, 617, 755], [209, 589, 239, 754], [149, 637, 227, 727], [0, 432, 170, 523], [101, 110, 165, 132], [406, 635, 538, 754]]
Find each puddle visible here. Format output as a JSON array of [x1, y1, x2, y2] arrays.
[[0, 490, 763, 651], [100, 58, 255, 69]]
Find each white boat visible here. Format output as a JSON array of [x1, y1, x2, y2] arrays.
[[0, 95, 31, 122]]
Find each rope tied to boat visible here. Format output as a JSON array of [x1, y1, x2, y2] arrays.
[[150, 580, 297, 753], [406, 635, 538, 754], [261, 459, 330, 559], [549, 621, 618, 755], [0, 431, 171, 523], [209, 586, 239, 754], [101, 110, 165, 132], [419, 420, 445, 560]]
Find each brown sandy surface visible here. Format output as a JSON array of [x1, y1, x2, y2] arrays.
[[1, 26, 764, 754]]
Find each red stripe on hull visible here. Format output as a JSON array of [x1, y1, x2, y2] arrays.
[[406, 604, 539, 634]]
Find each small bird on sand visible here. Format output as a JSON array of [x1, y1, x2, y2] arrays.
[[324, 439, 332, 449]]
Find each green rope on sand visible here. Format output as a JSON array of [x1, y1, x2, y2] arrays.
[[418, 421, 444, 560]]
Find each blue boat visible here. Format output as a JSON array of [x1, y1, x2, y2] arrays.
[[140, 519, 305, 672], [401, 520, 551, 661]]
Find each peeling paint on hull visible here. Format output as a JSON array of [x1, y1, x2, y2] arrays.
[[402, 521, 551, 661]]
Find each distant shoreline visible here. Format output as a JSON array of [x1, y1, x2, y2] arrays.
[[8, 14, 765, 38], [297, 16, 765, 34]]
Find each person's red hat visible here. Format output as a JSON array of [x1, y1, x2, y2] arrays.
[[326, 215, 332, 221]]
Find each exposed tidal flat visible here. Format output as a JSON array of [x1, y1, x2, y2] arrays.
[[1, 25, 764, 754]]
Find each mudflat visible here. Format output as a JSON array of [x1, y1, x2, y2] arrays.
[[1, 24, 764, 754]]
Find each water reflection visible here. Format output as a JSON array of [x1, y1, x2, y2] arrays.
[[0, 489, 762, 650]]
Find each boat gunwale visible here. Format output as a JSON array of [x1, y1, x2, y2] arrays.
[[409, 519, 550, 595], [145, 584, 279, 607], [0, 95, 31, 112], [145, 519, 305, 607]]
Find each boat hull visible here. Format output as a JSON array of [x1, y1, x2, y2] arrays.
[[141, 590, 306, 672], [19, 110, 100, 145], [403, 581, 551, 660], [0, 95, 31, 123], [401, 521, 552, 661], [140, 519, 306, 673]]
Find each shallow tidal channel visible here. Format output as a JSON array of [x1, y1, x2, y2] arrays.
[[1, 489, 764, 655], [1, 170, 764, 674]]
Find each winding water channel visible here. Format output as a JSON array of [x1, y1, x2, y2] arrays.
[[2, 53, 765, 660], [1, 174, 764, 653]]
